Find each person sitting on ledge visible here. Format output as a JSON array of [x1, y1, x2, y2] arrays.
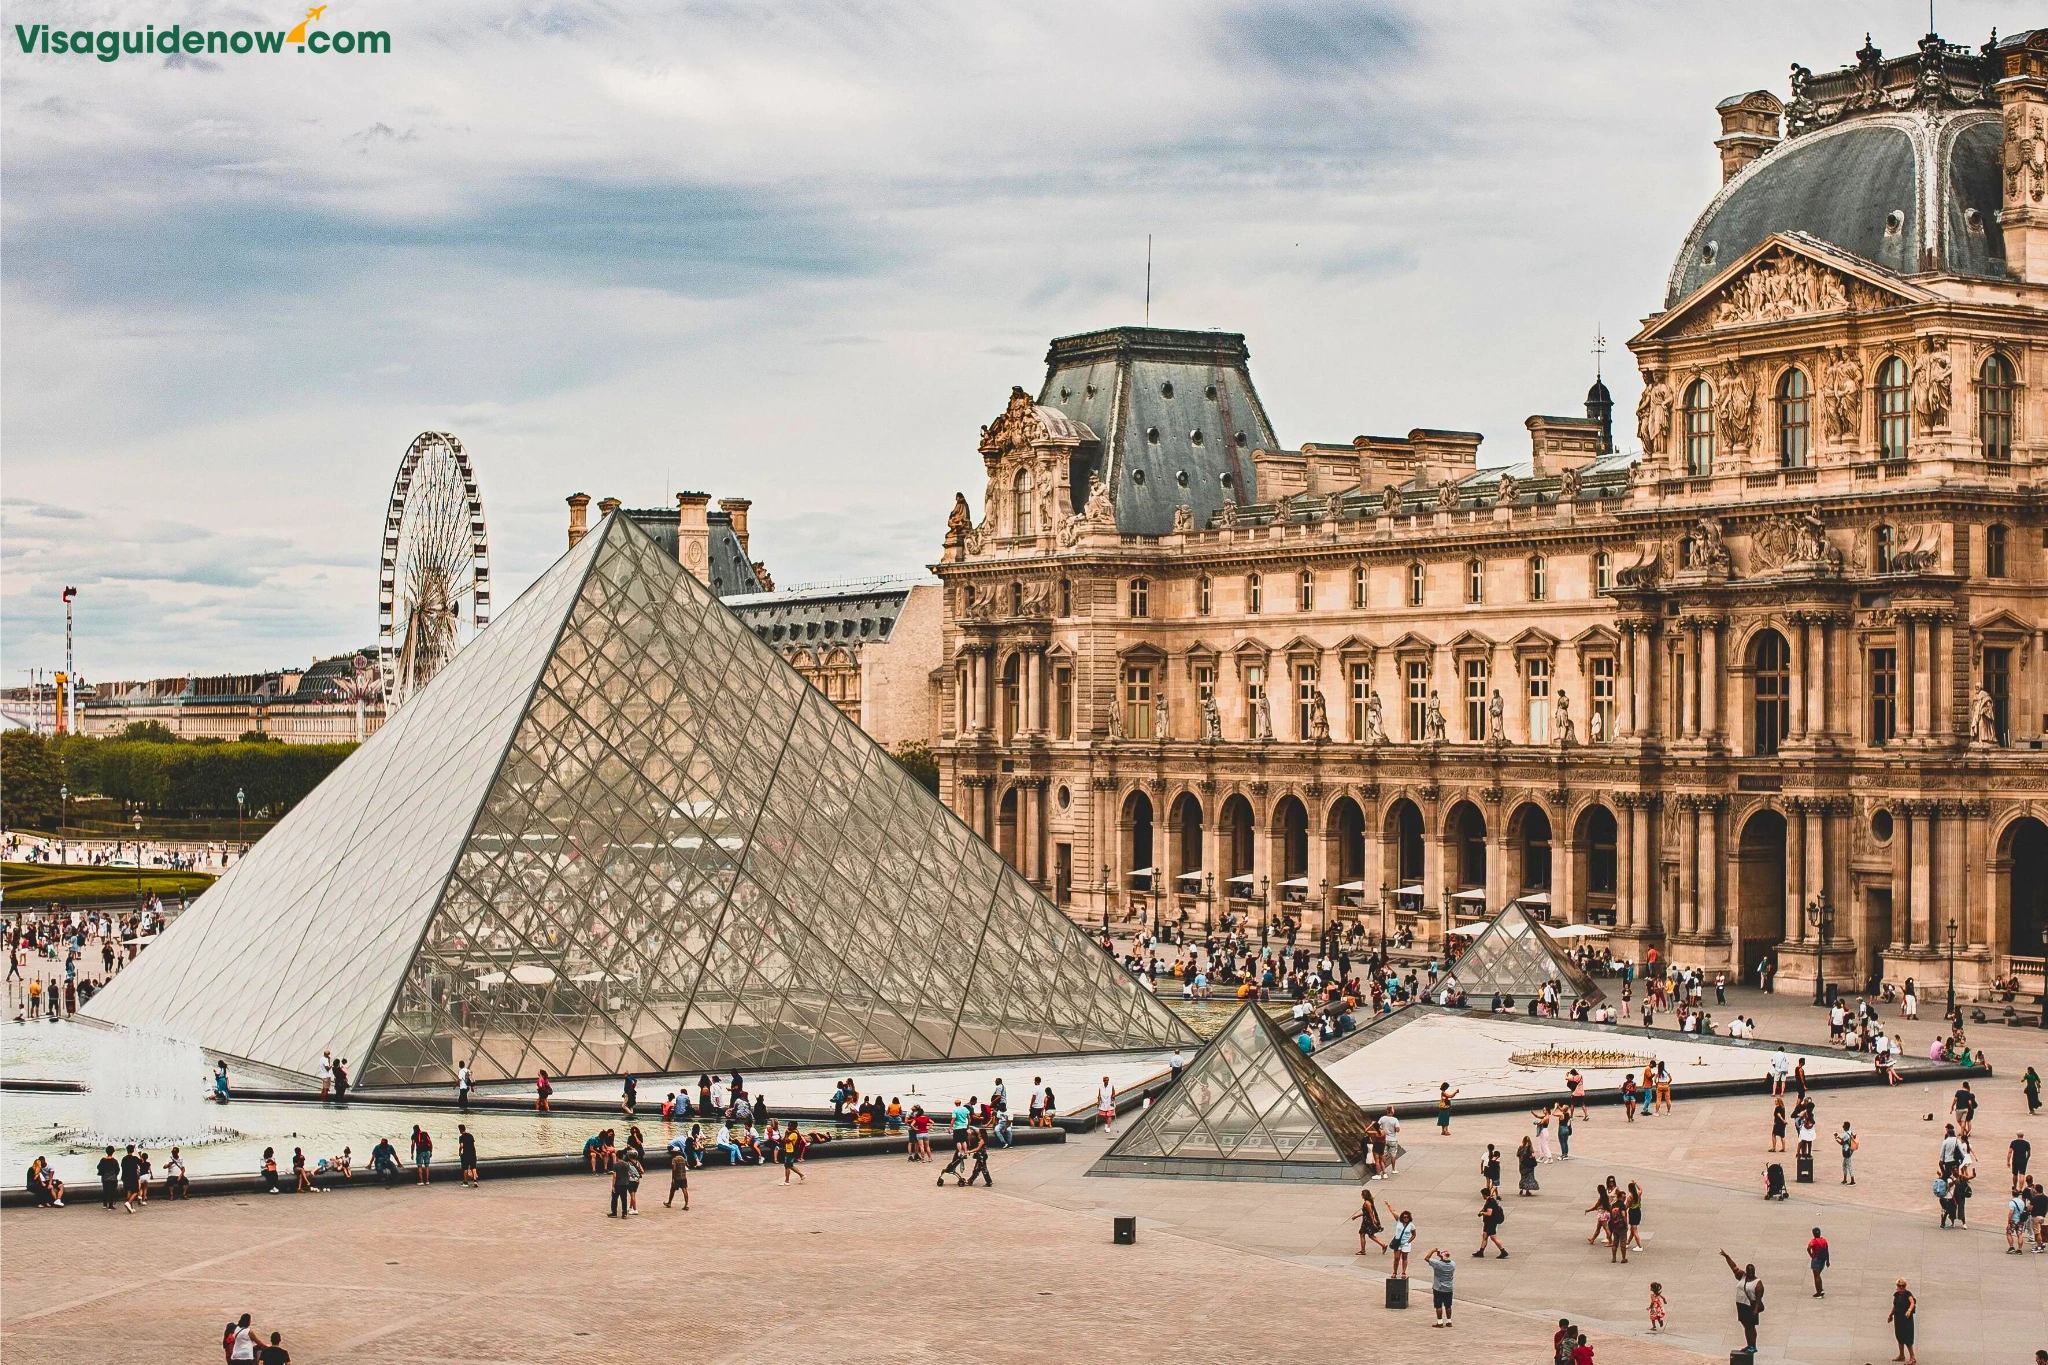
[[736, 1124, 762, 1165], [713, 1123, 742, 1165], [25, 1156, 64, 1206], [369, 1137, 401, 1183], [166, 1147, 189, 1199], [887, 1097, 904, 1130], [583, 1132, 607, 1172]]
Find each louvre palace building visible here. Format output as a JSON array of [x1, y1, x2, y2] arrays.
[[932, 29, 2048, 1001]]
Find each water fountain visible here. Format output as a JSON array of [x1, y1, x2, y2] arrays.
[[78, 1026, 232, 1147]]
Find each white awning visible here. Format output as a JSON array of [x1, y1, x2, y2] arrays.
[[1227, 874, 1256, 885], [1336, 881, 1366, 892], [1446, 923, 1487, 937], [1512, 891, 1551, 905], [1393, 883, 1424, 897], [1453, 888, 1489, 901], [1545, 923, 1611, 939], [1127, 867, 1157, 878], [1279, 877, 1310, 889], [1177, 870, 1204, 882]]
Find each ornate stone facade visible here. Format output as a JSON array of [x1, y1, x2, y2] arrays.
[[933, 30, 2048, 1002]]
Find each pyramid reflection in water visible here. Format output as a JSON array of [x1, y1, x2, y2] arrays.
[[85, 514, 1196, 1084], [1090, 1003, 1372, 1182]]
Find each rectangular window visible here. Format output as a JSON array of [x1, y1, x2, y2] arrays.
[[1590, 655, 1616, 743], [1868, 648, 1897, 746], [1352, 566, 1367, 609], [1467, 560, 1483, 604], [1464, 658, 1488, 741], [1195, 665, 1215, 704], [1295, 664, 1319, 739], [1197, 576, 1212, 615], [1985, 647, 2012, 744], [1405, 661, 1429, 741], [1408, 564, 1424, 607], [1349, 662, 1370, 740], [1058, 578, 1072, 616], [1128, 579, 1149, 617], [1526, 657, 1551, 744], [1298, 571, 1314, 612], [1054, 666, 1073, 740], [1529, 557, 1547, 602], [1595, 552, 1611, 592], [1245, 664, 1265, 740], [1986, 524, 2008, 579], [1247, 574, 1263, 614], [1123, 665, 1153, 739]]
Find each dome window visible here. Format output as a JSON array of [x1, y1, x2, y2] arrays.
[[1234, 432, 1248, 448], [1059, 385, 1072, 400], [1701, 240, 1718, 266], [1884, 209, 1904, 236], [1176, 469, 1189, 487], [1205, 385, 1218, 401], [1146, 426, 1160, 443], [1085, 385, 1096, 399], [1160, 381, 1175, 399], [1190, 429, 1205, 446], [1220, 472, 1234, 489], [1964, 207, 1985, 234], [1132, 468, 1147, 486]]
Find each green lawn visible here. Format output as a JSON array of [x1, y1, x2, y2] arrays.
[[1, 861, 217, 906]]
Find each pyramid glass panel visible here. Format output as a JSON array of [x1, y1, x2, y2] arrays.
[[1091, 1003, 1373, 1182], [85, 513, 1195, 1083], [1437, 903, 1606, 1006]]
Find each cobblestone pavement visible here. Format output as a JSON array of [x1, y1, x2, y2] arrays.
[[4, 988, 2042, 1363]]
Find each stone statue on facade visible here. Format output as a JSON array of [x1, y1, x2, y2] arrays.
[[1172, 502, 1195, 534], [2005, 103, 2047, 205], [1912, 341, 1953, 429], [1253, 691, 1275, 743], [946, 491, 972, 540], [1496, 471, 1518, 507], [1381, 483, 1402, 515], [1082, 473, 1115, 526], [1793, 508, 1829, 564], [1822, 349, 1861, 441], [1154, 694, 1171, 742], [1106, 695, 1125, 743], [1436, 479, 1460, 511], [1307, 688, 1331, 743], [1558, 464, 1582, 501], [1326, 491, 1346, 521], [1970, 685, 2000, 745], [1363, 690, 1386, 745], [1199, 693, 1223, 744], [1274, 493, 1296, 524], [1636, 372, 1672, 454], [1425, 690, 1447, 743], [1693, 515, 1732, 572], [1717, 361, 1758, 449], [1555, 689, 1575, 746], [1217, 499, 1240, 529], [1588, 705, 1604, 744], [1488, 688, 1507, 743]]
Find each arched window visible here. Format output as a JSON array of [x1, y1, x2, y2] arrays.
[[1128, 578, 1149, 617], [1875, 523, 1895, 574], [1595, 551, 1611, 592], [1352, 565, 1367, 609], [1878, 357, 1910, 462], [1777, 367, 1810, 468], [1979, 353, 2016, 461], [1467, 559, 1484, 604], [1197, 575, 1212, 615], [1752, 629, 1791, 756], [1246, 572, 1263, 614], [1407, 563, 1424, 607], [1528, 555, 1547, 602], [1684, 379, 1715, 476], [1297, 568, 1314, 611], [1011, 467, 1033, 537]]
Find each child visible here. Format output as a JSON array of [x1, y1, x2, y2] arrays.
[[1648, 1282, 1667, 1331]]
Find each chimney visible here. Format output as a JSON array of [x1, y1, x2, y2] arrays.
[[676, 491, 712, 581], [1406, 429, 1484, 485], [1715, 90, 1784, 182], [1525, 415, 1604, 479], [719, 497, 753, 555], [1997, 30, 2048, 284], [566, 492, 591, 548]]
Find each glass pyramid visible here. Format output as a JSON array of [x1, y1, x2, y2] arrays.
[[1438, 903, 1606, 1006], [85, 513, 1197, 1084], [1092, 1003, 1373, 1182]]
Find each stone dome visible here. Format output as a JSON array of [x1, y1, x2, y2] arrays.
[[1665, 33, 2022, 307]]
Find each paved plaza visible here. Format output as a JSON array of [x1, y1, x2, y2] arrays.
[[3, 988, 2043, 1364]]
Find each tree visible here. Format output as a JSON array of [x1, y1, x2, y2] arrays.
[[236, 730, 278, 744], [0, 731, 64, 830], [891, 741, 940, 796], [119, 721, 180, 744]]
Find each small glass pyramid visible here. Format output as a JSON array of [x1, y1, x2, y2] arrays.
[[85, 513, 1198, 1084], [1091, 1003, 1374, 1182], [1437, 903, 1606, 1005]]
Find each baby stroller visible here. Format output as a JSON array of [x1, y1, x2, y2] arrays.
[[1764, 1163, 1789, 1200]]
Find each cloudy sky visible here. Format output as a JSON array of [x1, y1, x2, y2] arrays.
[[1, 1, 2026, 680]]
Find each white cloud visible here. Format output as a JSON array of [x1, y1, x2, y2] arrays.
[[2, 0, 2026, 677]]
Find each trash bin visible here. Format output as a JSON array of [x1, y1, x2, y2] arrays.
[[1795, 1152, 1814, 1183], [1112, 1215, 1136, 1245], [1824, 982, 1839, 1007], [1384, 1276, 1408, 1309]]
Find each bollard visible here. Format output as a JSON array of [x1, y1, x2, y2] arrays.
[[1384, 1276, 1408, 1309], [1112, 1215, 1136, 1244]]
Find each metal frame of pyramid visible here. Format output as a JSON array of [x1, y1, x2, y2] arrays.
[[1089, 1003, 1373, 1183], [84, 513, 1198, 1084], [1437, 902, 1606, 1006]]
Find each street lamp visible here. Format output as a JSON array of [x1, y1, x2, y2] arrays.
[[1259, 874, 1271, 945], [1804, 892, 1835, 1007], [1317, 878, 1330, 958], [1099, 864, 1110, 936], [57, 785, 68, 864], [235, 787, 246, 857], [1379, 881, 1390, 951], [132, 813, 144, 912], [1945, 916, 1958, 1014], [1202, 870, 1214, 939]]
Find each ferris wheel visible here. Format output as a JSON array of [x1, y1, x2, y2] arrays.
[[378, 432, 490, 708]]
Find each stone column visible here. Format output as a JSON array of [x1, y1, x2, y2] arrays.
[[1791, 617, 1810, 740], [1023, 647, 1042, 734], [1021, 781, 1040, 883], [1700, 618, 1722, 740], [1910, 617, 1932, 740], [1939, 802, 1967, 949], [1698, 797, 1721, 938], [1486, 794, 1509, 911], [1807, 616, 1829, 740], [1631, 625, 1651, 738], [1631, 798, 1654, 934], [1680, 625, 1699, 739], [1617, 626, 1637, 739], [1909, 802, 1935, 948], [1889, 804, 1912, 950], [1965, 799, 1991, 949], [1359, 790, 1382, 924], [1614, 794, 1636, 928], [1678, 797, 1699, 935], [1804, 802, 1825, 936], [1552, 797, 1577, 925], [1785, 802, 1807, 943]]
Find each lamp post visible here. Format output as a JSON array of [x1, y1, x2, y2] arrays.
[[1945, 916, 1958, 1014], [1379, 881, 1390, 951], [235, 787, 246, 859], [1201, 870, 1214, 939], [1099, 865, 1110, 936], [1259, 874, 1270, 946], [132, 813, 144, 913], [57, 785, 68, 865], [1804, 892, 1834, 1007], [1317, 878, 1330, 958]]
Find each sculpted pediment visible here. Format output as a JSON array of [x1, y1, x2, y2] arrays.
[[1639, 234, 1935, 342]]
